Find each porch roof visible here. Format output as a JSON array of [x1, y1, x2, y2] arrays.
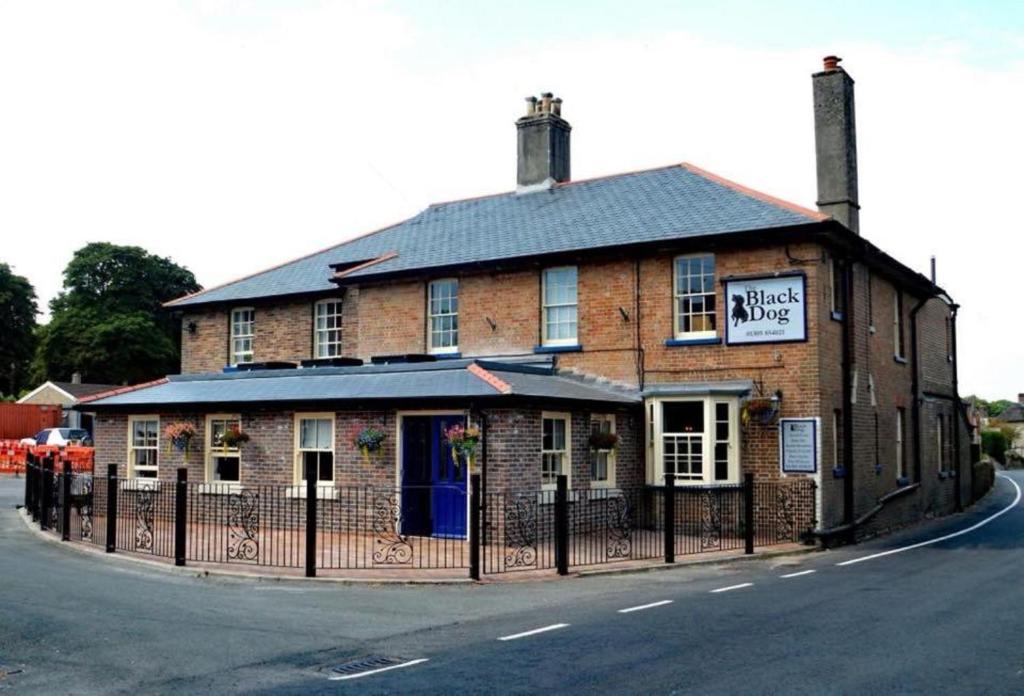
[[76, 358, 640, 410]]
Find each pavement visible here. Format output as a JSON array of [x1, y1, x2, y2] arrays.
[[0, 472, 1021, 694]]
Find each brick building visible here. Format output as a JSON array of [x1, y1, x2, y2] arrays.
[[80, 57, 971, 542]]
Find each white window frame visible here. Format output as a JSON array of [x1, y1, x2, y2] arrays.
[[313, 299, 344, 359], [673, 254, 717, 340], [589, 414, 616, 489], [645, 397, 740, 485], [896, 408, 907, 480], [541, 267, 578, 347], [294, 413, 335, 487], [541, 411, 572, 490], [427, 279, 459, 354], [127, 415, 159, 481], [205, 414, 242, 486], [230, 307, 255, 365]]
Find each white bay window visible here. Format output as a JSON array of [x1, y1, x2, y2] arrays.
[[646, 397, 739, 485]]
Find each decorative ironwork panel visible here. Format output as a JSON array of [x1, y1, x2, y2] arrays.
[[503, 496, 538, 569], [700, 489, 722, 550], [227, 490, 260, 562], [372, 492, 412, 564], [606, 495, 632, 560], [134, 489, 155, 551], [49, 474, 61, 530], [78, 476, 94, 541], [775, 485, 796, 543]]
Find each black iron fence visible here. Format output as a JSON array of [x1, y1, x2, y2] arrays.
[[24, 457, 815, 579]]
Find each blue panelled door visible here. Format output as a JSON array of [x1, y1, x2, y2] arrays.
[[400, 415, 467, 538]]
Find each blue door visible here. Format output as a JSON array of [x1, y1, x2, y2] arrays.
[[401, 415, 467, 538]]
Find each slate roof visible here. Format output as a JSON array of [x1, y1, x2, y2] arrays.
[[51, 382, 120, 399], [999, 403, 1024, 423], [78, 359, 640, 409], [166, 163, 827, 308]]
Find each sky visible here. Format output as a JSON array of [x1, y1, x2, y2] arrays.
[[0, 1, 1021, 398]]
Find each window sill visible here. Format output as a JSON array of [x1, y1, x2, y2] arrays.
[[534, 344, 583, 354], [286, 485, 339, 499], [121, 479, 160, 491], [538, 489, 579, 503], [832, 466, 846, 479], [589, 483, 621, 493], [198, 483, 243, 495], [664, 336, 721, 347], [868, 325, 876, 334], [897, 476, 911, 487], [830, 311, 844, 322], [894, 355, 908, 365], [938, 471, 949, 480], [430, 351, 461, 359]]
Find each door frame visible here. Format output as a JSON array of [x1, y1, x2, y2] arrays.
[[395, 409, 472, 537]]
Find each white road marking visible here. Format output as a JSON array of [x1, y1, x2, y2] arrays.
[[327, 658, 429, 681], [618, 600, 673, 613], [710, 582, 753, 593], [498, 623, 570, 641], [780, 569, 817, 579], [836, 473, 1023, 567]]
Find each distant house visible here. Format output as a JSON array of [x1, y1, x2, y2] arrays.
[[17, 375, 118, 433], [997, 396, 1024, 455]]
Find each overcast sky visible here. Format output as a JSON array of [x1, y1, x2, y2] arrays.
[[1, 1, 1021, 398]]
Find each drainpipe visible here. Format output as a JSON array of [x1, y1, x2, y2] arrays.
[[840, 259, 856, 542], [909, 297, 929, 485], [950, 304, 963, 512]]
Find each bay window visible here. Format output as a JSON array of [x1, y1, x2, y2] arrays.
[[646, 397, 739, 485]]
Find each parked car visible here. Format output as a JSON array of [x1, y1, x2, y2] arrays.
[[19, 428, 93, 447]]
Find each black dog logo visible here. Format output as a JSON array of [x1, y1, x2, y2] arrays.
[[731, 294, 749, 326]]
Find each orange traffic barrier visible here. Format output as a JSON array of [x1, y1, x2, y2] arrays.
[[0, 442, 94, 475]]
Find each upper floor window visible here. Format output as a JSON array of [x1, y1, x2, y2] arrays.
[[428, 279, 459, 353], [230, 307, 254, 365], [893, 290, 906, 360], [314, 299, 344, 358], [542, 267, 578, 346], [673, 255, 716, 339], [829, 258, 844, 318]]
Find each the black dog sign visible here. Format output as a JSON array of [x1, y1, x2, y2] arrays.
[[723, 274, 807, 345]]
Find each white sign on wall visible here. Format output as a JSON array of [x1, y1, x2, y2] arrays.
[[724, 274, 807, 345], [779, 418, 818, 473]]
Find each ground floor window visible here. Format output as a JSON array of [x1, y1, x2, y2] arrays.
[[207, 415, 242, 483], [646, 397, 739, 485], [295, 414, 334, 485], [128, 416, 159, 479], [589, 414, 616, 487], [542, 412, 571, 489]]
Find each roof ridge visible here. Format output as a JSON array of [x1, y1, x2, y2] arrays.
[[467, 362, 511, 395], [680, 162, 828, 222]]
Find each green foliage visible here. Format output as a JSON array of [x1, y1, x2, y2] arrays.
[[982, 429, 1010, 464], [965, 395, 1015, 418], [33, 243, 199, 385], [0, 263, 39, 396]]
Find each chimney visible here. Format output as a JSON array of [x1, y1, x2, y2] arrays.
[[812, 56, 860, 233], [516, 92, 571, 191], [71, 371, 82, 384]]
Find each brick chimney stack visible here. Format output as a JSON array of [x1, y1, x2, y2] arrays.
[[516, 92, 570, 191], [812, 56, 860, 234]]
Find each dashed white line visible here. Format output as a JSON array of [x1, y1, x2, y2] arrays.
[[498, 623, 570, 641], [618, 600, 673, 614], [327, 658, 429, 681], [710, 582, 753, 593], [836, 473, 1023, 567], [780, 569, 817, 579]]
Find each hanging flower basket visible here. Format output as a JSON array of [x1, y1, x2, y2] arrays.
[[742, 397, 779, 426], [163, 422, 197, 462], [445, 423, 482, 473], [353, 426, 387, 465], [588, 431, 619, 451], [220, 427, 250, 448]]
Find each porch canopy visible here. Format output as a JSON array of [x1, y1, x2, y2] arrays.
[[74, 358, 640, 412]]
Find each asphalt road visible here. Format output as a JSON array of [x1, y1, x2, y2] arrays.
[[1, 472, 1021, 695]]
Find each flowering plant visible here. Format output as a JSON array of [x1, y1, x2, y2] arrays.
[[588, 431, 619, 451], [352, 426, 387, 464], [741, 396, 780, 426], [163, 422, 197, 461], [220, 426, 250, 448], [444, 423, 481, 470]]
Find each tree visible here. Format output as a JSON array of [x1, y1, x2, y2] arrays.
[[33, 243, 199, 385], [0, 263, 38, 396]]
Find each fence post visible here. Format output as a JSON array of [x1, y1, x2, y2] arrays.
[[106, 464, 118, 553], [554, 474, 569, 576], [24, 451, 34, 513], [40, 456, 53, 531], [744, 472, 755, 555], [664, 473, 676, 563], [175, 468, 188, 567], [61, 460, 72, 541], [469, 473, 481, 580], [305, 466, 318, 578]]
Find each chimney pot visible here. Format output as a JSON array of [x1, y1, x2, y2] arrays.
[[551, 97, 562, 117], [823, 55, 842, 71], [525, 96, 537, 116], [71, 371, 82, 384]]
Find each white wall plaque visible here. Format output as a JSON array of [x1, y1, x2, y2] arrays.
[[724, 274, 807, 345]]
